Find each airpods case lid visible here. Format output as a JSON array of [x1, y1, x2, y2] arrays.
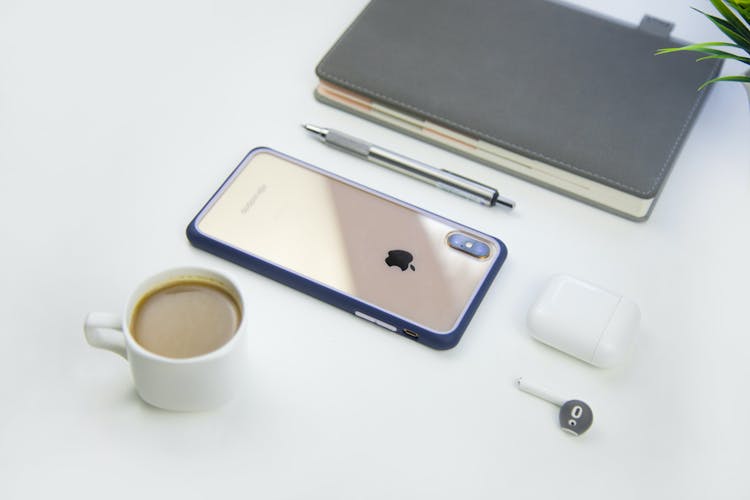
[[527, 274, 640, 368]]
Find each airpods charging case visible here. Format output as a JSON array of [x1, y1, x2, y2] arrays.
[[527, 275, 640, 368]]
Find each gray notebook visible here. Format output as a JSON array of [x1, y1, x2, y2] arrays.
[[314, 0, 722, 220]]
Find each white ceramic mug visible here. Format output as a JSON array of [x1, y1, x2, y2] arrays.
[[84, 266, 247, 411]]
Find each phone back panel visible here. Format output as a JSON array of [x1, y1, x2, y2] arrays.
[[188, 148, 507, 348]]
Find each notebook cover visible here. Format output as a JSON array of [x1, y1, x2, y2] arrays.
[[315, 0, 722, 205]]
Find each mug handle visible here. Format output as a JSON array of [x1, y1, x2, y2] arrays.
[[84, 312, 127, 359]]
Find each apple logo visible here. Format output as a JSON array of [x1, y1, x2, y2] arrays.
[[385, 250, 415, 271]]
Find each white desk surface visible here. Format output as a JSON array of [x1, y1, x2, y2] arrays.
[[2, 1, 748, 498]]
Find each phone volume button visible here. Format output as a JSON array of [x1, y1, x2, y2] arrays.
[[354, 311, 377, 323], [354, 311, 397, 332], [374, 319, 397, 332]]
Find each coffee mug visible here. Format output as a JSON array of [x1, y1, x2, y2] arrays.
[[84, 266, 247, 411]]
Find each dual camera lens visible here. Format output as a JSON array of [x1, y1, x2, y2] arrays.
[[447, 232, 491, 259]]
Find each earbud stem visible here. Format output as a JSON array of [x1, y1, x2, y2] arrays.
[[514, 377, 566, 407]]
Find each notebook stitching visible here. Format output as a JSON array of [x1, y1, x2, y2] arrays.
[[318, 61, 720, 197], [657, 77, 714, 190]]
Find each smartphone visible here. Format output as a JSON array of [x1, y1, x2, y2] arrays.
[[187, 148, 508, 349]]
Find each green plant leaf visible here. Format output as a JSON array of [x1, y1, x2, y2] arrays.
[[696, 9, 750, 49], [655, 44, 750, 65], [655, 41, 741, 55], [693, 7, 750, 46], [656, 45, 746, 60], [734, 2, 750, 19], [655, 0, 750, 90], [709, 0, 750, 42], [698, 74, 750, 90], [693, 47, 750, 61], [696, 53, 750, 63]]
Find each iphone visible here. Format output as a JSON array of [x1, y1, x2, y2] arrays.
[[187, 148, 507, 349]]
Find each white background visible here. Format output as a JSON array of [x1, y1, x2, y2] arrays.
[[1, 1, 749, 498]]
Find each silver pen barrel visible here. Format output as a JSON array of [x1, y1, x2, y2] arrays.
[[304, 124, 515, 209], [321, 128, 372, 158], [368, 146, 496, 206]]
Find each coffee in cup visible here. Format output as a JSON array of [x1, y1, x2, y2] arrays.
[[131, 277, 241, 358], [84, 267, 247, 411]]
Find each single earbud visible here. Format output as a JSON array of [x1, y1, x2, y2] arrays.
[[515, 377, 594, 436]]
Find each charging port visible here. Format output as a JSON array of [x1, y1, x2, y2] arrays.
[[402, 328, 419, 340]]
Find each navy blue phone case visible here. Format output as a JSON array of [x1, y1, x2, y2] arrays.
[[187, 147, 507, 349]]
